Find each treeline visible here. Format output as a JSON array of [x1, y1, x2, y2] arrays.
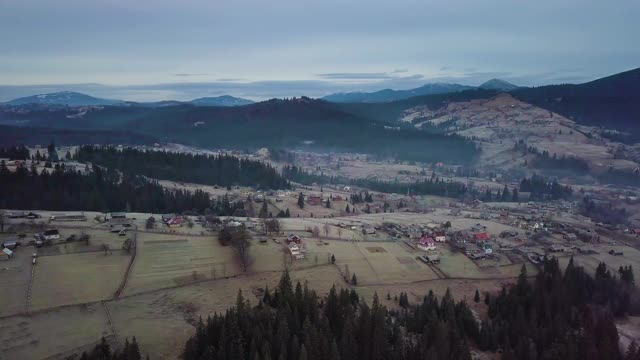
[[476, 185, 519, 203], [0, 162, 214, 214], [514, 140, 590, 174], [183, 270, 477, 360], [519, 174, 573, 200], [0, 145, 30, 160], [579, 197, 629, 225], [283, 165, 469, 199], [532, 150, 590, 174], [597, 167, 640, 187], [76, 146, 290, 190], [282, 165, 341, 185], [352, 177, 469, 198], [480, 258, 638, 359], [75, 337, 147, 360]]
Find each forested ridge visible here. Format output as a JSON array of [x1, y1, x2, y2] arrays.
[[0, 161, 228, 214], [76, 146, 290, 190]]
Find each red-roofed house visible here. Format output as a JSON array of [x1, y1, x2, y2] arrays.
[[167, 216, 184, 228], [417, 236, 436, 251], [307, 195, 323, 206], [473, 232, 489, 241]]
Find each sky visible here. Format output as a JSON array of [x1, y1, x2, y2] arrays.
[[0, 0, 638, 101]]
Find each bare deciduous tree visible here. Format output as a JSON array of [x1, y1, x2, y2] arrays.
[[323, 223, 330, 238], [312, 225, 320, 238], [264, 218, 281, 235], [226, 225, 252, 272], [337, 227, 343, 239]]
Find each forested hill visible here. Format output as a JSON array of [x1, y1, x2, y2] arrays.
[[511, 67, 640, 133], [0, 125, 156, 147], [2, 98, 480, 164], [76, 146, 290, 190]]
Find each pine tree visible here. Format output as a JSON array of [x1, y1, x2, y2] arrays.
[[351, 273, 357, 286], [297, 193, 305, 209], [474, 290, 480, 303]]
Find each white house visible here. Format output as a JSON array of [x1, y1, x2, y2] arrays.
[[43, 229, 60, 241]]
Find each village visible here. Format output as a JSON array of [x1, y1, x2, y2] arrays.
[[2, 182, 640, 359]]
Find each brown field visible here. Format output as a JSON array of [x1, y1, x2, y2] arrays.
[[0, 243, 32, 317], [0, 303, 112, 360], [31, 251, 130, 310]]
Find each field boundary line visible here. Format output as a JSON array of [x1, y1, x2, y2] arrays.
[[114, 227, 137, 299]]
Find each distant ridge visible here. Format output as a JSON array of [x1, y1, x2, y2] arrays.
[[322, 83, 475, 103], [479, 78, 519, 91], [5, 91, 122, 106], [189, 95, 254, 107]]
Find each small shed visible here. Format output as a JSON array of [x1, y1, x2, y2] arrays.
[[110, 212, 127, 219]]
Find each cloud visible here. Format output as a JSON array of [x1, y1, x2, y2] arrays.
[[463, 71, 512, 78], [317, 72, 394, 80], [174, 73, 208, 77], [392, 68, 409, 73], [439, 66, 451, 71], [216, 78, 245, 82]]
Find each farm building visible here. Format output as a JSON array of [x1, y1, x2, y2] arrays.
[[482, 243, 493, 255], [110, 212, 127, 219], [362, 226, 376, 235], [419, 254, 440, 264], [7, 211, 40, 219], [161, 214, 175, 223], [288, 242, 306, 260], [2, 239, 18, 250], [307, 195, 323, 206], [0, 248, 12, 260]]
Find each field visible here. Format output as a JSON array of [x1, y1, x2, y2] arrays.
[[30, 251, 130, 310]]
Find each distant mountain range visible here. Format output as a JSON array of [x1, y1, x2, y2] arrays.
[[1, 67, 638, 137], [3, 92, 254, 108]]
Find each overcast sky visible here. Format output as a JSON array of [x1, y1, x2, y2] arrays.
[[0, 0, 638, 101]]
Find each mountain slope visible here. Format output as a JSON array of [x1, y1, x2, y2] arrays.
[[322, 83, 474, 103], [511, 67, 640, 133], [5, 91, 122, 106], [479, 78, 519, 91]]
